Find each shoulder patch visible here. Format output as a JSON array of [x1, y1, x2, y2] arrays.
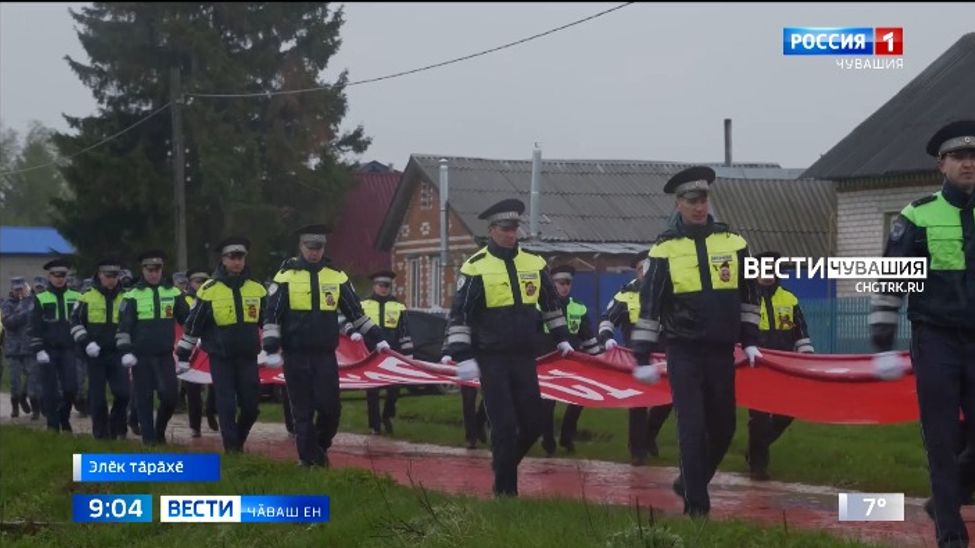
[[200, 279, 217, 291], [888, 216, 908, 242], [910, 195, 937, 208], [466, 251, 487, 264]]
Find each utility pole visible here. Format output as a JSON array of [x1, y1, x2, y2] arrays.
[[170, 66, 188, 271], [439, 159, 449, 309]]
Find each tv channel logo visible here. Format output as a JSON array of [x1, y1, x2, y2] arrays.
[[783, 27, 903, 56]]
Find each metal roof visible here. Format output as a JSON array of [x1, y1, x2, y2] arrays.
[[0, 226, 75, 255], [803, 33, 975, 180], [377, 155, 835, 258], [328, 170, 400, 275], [710, 177, 835, 258]]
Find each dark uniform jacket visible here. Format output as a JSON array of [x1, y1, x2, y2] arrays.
[[180, 266, 266, 359], [633, 217, 759, 363], [263, 256, 382, 354], [447, 240, 570, 362], [29, 285, 80, 352], [116, 280, 190, 356], [870, 182, 975, 350], [70, 281, 124, 351]]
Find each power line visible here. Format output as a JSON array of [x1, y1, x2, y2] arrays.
[[1, 3, 634, 175], [188, 2, 635, 99], [0, 102, 173, 177]]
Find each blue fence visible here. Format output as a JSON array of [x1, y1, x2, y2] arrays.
[[570, 272, 909, 354]]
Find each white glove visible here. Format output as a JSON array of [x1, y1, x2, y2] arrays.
[[557, 341, 573, 357], [265, 352, 283, 368], [457, 359, 480, 381], [36, 350, 51, 364], [872, 351, 905, 381], [633, 364, 660, 384], [175, 361, 191, 375], [375, 340, 391, 353], [440, 355, 453, 365], [85, 341, 101, 358], [121, 353, 138, 368], [350, 332, 363, 342], [604, 338, 618, 351], [744, 346, 763, 368]]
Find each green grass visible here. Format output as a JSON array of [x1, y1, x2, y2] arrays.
[[256, 390, 931, 496], [0, 425, 881, 547]]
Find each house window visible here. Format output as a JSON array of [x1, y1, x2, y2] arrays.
[[409, 258, 422, 307], [429, 256, 441, 308], [420, 183, 434, 210]]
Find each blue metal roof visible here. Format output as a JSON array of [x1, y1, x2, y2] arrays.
[[0, 226, 75, 255]]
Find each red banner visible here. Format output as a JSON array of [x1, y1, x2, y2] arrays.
[[177, 335, 919, 424]]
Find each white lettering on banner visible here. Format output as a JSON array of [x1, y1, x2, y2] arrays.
[[364, 372, 445, 384], [543, 369, 643, 400], [537, 379, 605, 401], [375, 357, 441, 380]]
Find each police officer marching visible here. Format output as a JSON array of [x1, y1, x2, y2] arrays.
[[870, 120, 975, 548], [539, 264, 601, 456], [599, 256, 673, 465], [263, 225, 386, 468], [356, 270, 414, 436], [116, 250, 191, 445], [447, 198, 573, 497], [183, 266, 219, 438], [631, 166, 762, 517], [29, 258, 82, 432], [178, 237, 266, 453], [745, 250, 815, 481], [70, 258, 129, 439], [2, 276, 40, 419]]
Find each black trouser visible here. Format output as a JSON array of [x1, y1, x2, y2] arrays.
[[210, 355, 261, 452], [960, 419, 975, 504], [281, 385, 295, 434], [747, 410, 794, 472], [86, 351, 129, 439], [282, 351, 340, 466], [478, 352, 544, 496], [628, 405, 673, 458], [560, 404, 584, 446], [131, 353, 178, 445], [128, 378, 139, 427], [462, 385, 488, 443], [186, 381, 217, 431], [366, 386, 400, 431], [540, 401, 585, 452], [668, 341, 737, 516], [911, 323, 975, 547], [39, 348, 77, 432]]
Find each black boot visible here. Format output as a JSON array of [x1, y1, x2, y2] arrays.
[[20, 396, 31, 414], [11, 397, 20, 418], [206, 412, 219, 432], [30, 398, 41, 420]]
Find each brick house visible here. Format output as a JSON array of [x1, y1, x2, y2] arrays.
[[376, 155, 834, 315], [803, 32, 975, 296]]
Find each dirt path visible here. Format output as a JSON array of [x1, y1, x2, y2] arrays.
[[3, 394, 969, 547]]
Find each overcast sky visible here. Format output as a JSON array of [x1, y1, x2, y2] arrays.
[[2, 2, 972, 170]]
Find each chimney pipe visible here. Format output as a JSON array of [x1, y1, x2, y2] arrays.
[[723, 118, 733, 167], [530, 144, 541, 239]]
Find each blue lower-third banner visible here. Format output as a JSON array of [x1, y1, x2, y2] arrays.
[[160, 495, 330, 523]]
